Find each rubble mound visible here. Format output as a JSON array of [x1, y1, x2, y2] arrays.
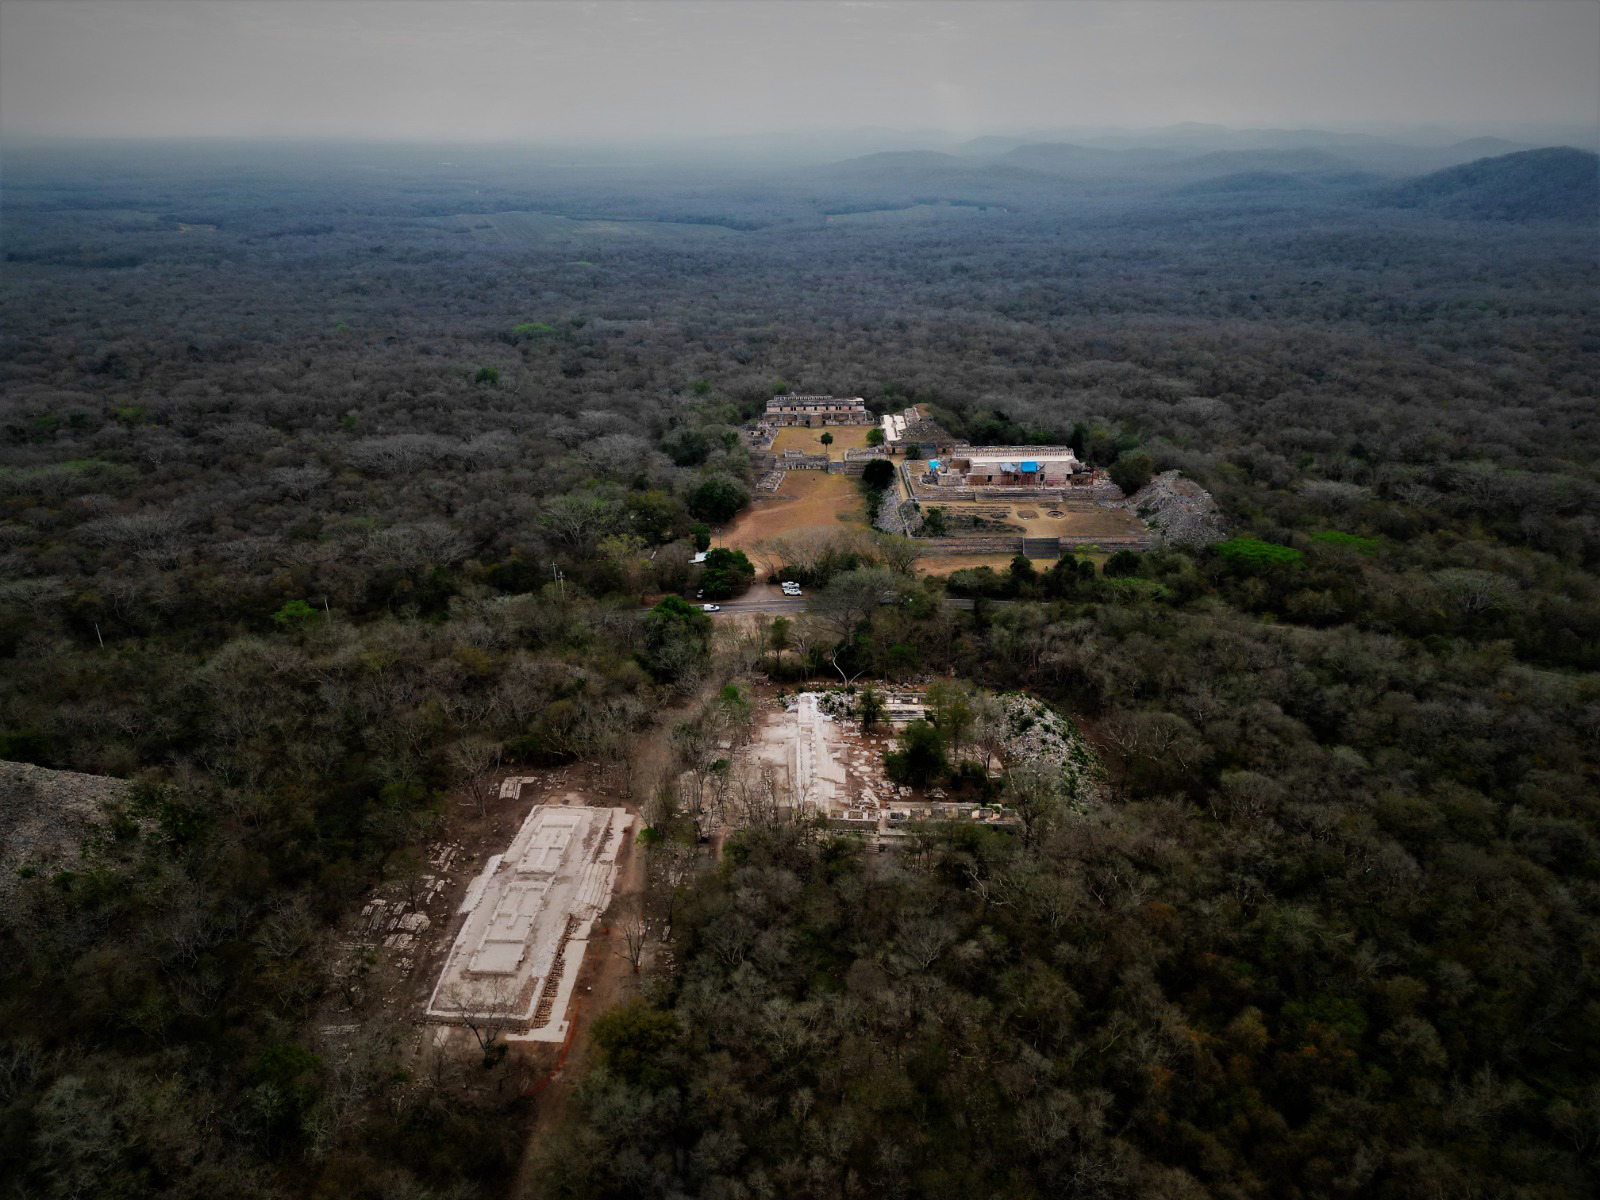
[[0, 760, 126, 872], [1128, 470, 1225, 547], [999, 694, 1103, 810]]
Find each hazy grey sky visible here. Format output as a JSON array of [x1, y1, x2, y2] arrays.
[[1, 0, 1595, 141]]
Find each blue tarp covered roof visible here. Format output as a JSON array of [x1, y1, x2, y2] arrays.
[[1020, 460, 1040, 472]]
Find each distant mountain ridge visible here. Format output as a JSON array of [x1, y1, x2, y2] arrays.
[[800, 141, 1596, 223], [1375, 147, 1599, 221]]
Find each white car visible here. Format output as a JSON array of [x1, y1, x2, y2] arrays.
[[702, 603, 720, 612]]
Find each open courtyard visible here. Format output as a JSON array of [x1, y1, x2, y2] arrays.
[[769, 424, 879, 458]]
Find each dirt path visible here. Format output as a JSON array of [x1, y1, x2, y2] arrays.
[[506, 678, 726, 1199], [507, 823, 648, 1197]]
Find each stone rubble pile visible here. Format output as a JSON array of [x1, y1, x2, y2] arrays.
[[1127, 470, 1225, 547], [999, 693, 1103, 811]]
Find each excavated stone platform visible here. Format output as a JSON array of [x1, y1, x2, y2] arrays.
[[426, 801, 631, 1043]]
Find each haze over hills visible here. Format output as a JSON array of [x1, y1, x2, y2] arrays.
[[793, 138, 1598, 225], [1375, 146, 1600, 222]]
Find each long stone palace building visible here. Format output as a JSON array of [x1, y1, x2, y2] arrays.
[[765, 394, 876, 427]]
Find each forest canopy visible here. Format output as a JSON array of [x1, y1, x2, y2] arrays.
[[0, 137, 1596, 1200]]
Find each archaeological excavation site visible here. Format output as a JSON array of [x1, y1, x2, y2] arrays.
[[425, 793, 632, 1042]]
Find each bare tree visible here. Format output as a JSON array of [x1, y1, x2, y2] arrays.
[[648, 838, 700, 929], [614, 897, 649, 974], [447, 737, 503, 818], [449, 976, 521, 1066], [1004, 757, 1070, 850], [874, 532, 925, 575]]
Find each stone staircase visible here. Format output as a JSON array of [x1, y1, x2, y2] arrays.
[[531, 914, 579, 1028]]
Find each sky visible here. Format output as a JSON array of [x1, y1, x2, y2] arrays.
[[1, 0, 1595, 143]]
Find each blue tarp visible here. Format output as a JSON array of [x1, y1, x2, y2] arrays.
[[1020, 460, 1040, 472], [929, 459, 940, 470]]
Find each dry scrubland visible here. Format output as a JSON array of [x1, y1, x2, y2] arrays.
[[1, 138, 1596, 1200]]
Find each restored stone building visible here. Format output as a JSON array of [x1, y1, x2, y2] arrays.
[[930, 446, 1085, 488], [880, 404, 957, 456], [765, 394, 875, 427]]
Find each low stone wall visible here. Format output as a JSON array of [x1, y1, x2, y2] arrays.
[[916, 535, 1028, 555], [779, 453, 829, 471], [916, 532, 1153, 556], [877, 497, 920, 536]]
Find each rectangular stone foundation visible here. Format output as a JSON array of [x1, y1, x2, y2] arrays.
[[426, 803, 631, 1031]]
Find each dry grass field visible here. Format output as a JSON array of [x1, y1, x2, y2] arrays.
[[769, 425, 879, 457], [927, 500, 1147, 540], [914, 550, 1112, 576], [914, 552, 1027, 576], [719, 471, 867, 550]]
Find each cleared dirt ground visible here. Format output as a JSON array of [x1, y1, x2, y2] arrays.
[[926, 500, 1147, 540], [719, 471, 868, 550], [915, 552, 1031, 575], [915, 550, 1113, 576], [770, 425, 879, 457]]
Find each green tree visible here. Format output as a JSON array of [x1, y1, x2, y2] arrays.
[[625, 490, 682, 544], [698, 547, 755, 599], [1046, 555, 1081, 597], [921, 506, 948, 537], [820, 431, 834, 448], [592, 1001, 678, 1088], [1213, 537, 1304, 571], [866, 426, 886, 447], [271, 598, 320, 629], [1109, 450, 1154, 493], [1104, 549, 1144, 578], [689, 475, 749, 523], [859, 684, 885, 733], [690, 522, 711, 552], [860, 458, 896, 491], [926, 681, 975, 759], [473, 366, 500, 385], [661, 426, 712, 467], [641, 596, 712, 684], [885, 719, 948, 788], [1008, 555, 1037, 593]]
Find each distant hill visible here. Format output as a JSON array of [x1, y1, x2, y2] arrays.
[[1000, 141, 1179, 176], [812, 149, 1055, 190], [1172, 170, 1312, 195], [801, 150, 1068, 210], [1376, 147, 1600, 221], [1151, 147, 1358, 179], [952, 135, 1033, 157]]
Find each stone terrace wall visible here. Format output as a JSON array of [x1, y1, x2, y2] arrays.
[[916, 532, 1153, 556]]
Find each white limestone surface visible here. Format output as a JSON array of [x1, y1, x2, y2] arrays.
[[426, 802, 631, 1030]]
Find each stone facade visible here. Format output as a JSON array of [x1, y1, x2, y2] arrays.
[[765, 394, 875, 427]]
